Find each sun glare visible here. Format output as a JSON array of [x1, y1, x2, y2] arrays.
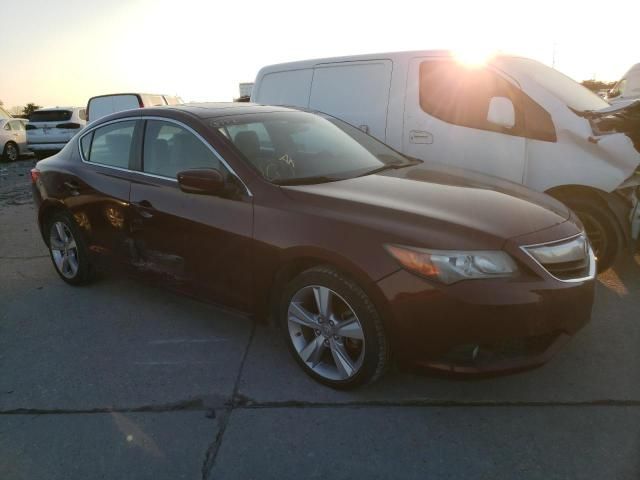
[[453, 47, 497, 68]]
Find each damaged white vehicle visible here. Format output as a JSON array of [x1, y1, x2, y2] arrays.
[[252, 51, 640, 270]]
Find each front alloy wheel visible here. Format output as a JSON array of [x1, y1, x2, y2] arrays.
[[281, 266, 389, 389], [288, 285, 366, 381]]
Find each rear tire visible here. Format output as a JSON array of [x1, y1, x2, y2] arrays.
[[46, 211, 94, 285], [2, 141, 19, 162], [562, 196, 619, 272], [279, 265, 389, 389]]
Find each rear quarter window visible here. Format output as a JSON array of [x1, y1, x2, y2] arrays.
[[80, 132, 93, 160], [85, 121, 137, 169]]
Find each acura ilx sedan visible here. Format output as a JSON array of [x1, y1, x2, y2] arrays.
[[30, 103, 595, 388]]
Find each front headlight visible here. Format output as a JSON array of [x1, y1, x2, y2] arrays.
[[385, 245, 518, 284]]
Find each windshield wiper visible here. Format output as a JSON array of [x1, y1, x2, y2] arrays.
[[274, 175, 340, 186], [357, 158, 422, 177]]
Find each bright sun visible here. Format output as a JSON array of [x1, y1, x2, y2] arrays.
[[453, 46, 498, 67]]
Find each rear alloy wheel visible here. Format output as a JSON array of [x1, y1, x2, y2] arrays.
[[280, 266, 388, 389], [47, 212, 93, 285], [3, 142, 19, 162]]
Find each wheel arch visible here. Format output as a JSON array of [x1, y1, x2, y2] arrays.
[[545, 184, 630, 241], [260, 246, 393, 328], [37, 199, 68, 245]]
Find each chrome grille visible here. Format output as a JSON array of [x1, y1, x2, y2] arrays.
[[522, 234, 595, 282]]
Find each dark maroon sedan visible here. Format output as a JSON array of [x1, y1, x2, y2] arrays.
[[30, 103, 595, 388]]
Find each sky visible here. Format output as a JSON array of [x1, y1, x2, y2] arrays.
[[1, 0, 638, 110]]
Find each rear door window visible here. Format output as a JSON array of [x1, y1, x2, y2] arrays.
[[143, 120, 222, 178], [86, 121, 137, 169], [29, 110, 73, 122]]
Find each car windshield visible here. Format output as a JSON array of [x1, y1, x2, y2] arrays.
[[211, 111, 414, 185], [503, 58, 609, 112]]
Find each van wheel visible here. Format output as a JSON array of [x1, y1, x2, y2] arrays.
[[563, 197, 618, 272], [279, 266, 389, 389]]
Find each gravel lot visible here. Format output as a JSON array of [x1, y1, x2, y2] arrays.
[[1, 158, 639, 479]]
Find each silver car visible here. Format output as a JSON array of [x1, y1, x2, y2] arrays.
[[0, 116, 28, 162]]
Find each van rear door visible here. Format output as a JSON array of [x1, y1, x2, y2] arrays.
[[88, 95, 141, 123], [309, 60, 392, 142], [253, 69, 314, 107]]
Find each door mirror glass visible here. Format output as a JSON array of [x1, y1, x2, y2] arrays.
[[487, 97, 515, 129], [177, 168, 225, 196]]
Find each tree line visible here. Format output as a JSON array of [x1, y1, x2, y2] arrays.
[[0, 99, 42, 117]]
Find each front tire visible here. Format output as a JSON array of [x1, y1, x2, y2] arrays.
[[2, 142, 19, 162], [279, 266, 389, 389], [562, 196, 619, 272], [46, 211, 93, 285]]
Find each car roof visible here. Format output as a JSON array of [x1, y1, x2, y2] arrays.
[[89, 102, 305, 127], [156, 102, 298, 119]]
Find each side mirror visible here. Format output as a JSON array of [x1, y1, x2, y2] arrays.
[[177, 168, 225, 196], [487, 96, 515, 129]]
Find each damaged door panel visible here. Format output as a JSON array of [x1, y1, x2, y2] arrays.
[[128, 118, 254, 310]]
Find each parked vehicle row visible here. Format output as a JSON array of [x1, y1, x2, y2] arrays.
[[252, 50, 640, 270], [31, 103, 596, 388], [18, 93, 184, 160]]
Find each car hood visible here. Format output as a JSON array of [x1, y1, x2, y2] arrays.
[[282, 162, 572, 248]]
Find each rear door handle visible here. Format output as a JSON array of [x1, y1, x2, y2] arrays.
[[133, 200, 154, 218]]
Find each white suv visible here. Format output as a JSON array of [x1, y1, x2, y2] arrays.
[[27, 107, 87, 158]]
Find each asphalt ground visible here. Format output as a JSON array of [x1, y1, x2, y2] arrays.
[[1, 158, 639, 479]]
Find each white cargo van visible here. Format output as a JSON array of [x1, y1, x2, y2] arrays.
[[86, 93, 183, 123], [607, 63, 640, 104], [252, 51, 640, 270]]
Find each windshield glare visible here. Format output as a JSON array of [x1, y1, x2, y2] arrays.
[[212, 112, 409, 184], [503, 58, 609, 112]]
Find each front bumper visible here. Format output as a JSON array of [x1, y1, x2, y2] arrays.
[[377, 227, 595, 375]]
